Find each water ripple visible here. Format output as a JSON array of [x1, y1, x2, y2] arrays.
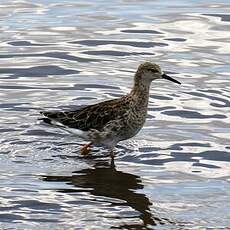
[[0, 51, 101, 62], [0, 65, 79, 79], [83, 50, 153, 56], [72, 39, 167, 48], [162, 109, 227, 119]]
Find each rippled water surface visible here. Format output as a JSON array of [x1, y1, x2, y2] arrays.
[[0, 0, 230, 229]]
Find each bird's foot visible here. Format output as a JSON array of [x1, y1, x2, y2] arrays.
[[80, 142, 92, 155]]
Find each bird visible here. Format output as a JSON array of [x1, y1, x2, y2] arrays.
[[40, 62, 181, 158]]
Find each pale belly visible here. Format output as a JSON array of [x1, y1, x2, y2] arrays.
[[94, 111, 147, 148], [100, 123, 144, 148]]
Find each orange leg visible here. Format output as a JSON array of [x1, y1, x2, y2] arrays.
[[80, 142, 92, 155]]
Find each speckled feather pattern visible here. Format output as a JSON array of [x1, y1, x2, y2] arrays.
[[41, 92, 148, 147], [41, 96, 131, 132], [40, 62, 179, 149]]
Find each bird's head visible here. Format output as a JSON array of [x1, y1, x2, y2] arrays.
[[136, 62, 181, 85]]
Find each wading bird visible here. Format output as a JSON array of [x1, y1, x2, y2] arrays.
[[41, 62, 181, 158]]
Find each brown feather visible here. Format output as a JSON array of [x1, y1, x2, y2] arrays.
[[41, 96, 131, 131]]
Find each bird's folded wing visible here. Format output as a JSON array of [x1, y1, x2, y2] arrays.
[[40, 97, 128, 132]]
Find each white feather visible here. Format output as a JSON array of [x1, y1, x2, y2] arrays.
[[50, 120, 88, 139]]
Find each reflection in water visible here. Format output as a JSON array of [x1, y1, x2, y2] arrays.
[[42, 162, 170, 229]]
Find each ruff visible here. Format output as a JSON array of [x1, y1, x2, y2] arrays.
[[40, 62, 181, 158]]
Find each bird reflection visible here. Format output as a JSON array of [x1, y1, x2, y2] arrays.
[[42, 161, 167, 229]]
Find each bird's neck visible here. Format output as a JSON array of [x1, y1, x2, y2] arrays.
[[130, 73, 151, 110]]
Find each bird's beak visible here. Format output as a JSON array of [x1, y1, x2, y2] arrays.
[[162, 73, 181, 85]]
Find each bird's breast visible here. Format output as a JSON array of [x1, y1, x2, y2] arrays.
[[116, 110, 147, 141]]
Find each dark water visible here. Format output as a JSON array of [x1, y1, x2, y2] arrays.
[[0, 0, 230, 229]]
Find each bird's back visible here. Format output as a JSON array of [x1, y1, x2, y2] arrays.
[[41, 95, 131, 132]]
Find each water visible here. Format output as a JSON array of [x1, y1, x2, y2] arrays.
[[0, 0, 230, 229]]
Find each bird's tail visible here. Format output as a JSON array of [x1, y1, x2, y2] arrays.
[[39, 117, 88, 139]]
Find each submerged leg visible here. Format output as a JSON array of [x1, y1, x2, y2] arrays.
[[80, 142, 92, 155], [109, 148, 116, 168], [110, 149, 115, 159]]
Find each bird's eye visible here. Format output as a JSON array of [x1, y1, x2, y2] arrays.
[[149, 68, 158, 73]]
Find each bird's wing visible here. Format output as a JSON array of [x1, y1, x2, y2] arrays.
[[40, 97, 129, 132]]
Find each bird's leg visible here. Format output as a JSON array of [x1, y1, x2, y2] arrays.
[[80, 142, 92, 155], [109, 148, 116, 168], [110, 149, 115, 159]]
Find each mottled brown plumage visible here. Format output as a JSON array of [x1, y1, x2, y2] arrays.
[[40, 62, 181, 157], [41, 96, 130, 132]]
